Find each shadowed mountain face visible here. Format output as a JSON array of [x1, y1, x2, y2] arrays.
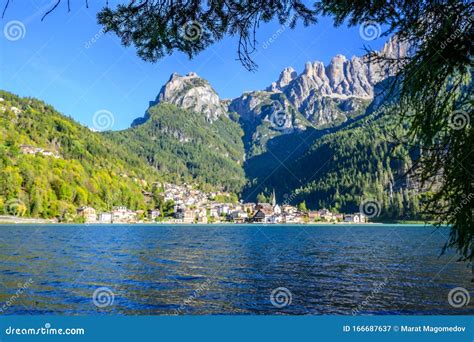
[[119, 37, 420, 219]]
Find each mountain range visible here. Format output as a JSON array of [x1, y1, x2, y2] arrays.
[[0, 36, 423, 220]]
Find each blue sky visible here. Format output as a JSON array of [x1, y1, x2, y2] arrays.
[[0, 1, 388, 130]]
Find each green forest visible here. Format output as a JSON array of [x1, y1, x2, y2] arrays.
[[0, 91, 160, 219], [243, 105, 427, 221], [106, 103, 246, 193]]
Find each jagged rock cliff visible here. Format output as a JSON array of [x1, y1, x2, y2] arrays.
[[232, 36, 408, 128], [153, 72, 227, 122], [133, 37, 407, 131]]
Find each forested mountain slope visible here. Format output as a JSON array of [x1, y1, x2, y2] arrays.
[[0, 91, 160, 219]]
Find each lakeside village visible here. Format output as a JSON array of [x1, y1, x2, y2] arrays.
[[76, 183, 368, 225]]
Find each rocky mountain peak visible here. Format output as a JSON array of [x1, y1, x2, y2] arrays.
[[269, 36, 409, 100], [156, 72, 226, 122], [133, 36, 408, 133], [379, 35, 410, 60], [231, 36, 410, 130], [268, 67, 298, 91]]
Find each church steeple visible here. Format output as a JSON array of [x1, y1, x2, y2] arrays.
[[272, 188, 276, 207]]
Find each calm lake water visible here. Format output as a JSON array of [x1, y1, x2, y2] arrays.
[[0, 224, 472, 315]]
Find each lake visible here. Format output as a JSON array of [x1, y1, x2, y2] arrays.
[[0, 224, 472, 315]]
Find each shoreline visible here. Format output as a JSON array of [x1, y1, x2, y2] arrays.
[[0, 215, 57, 224], [0, 220, 433, 226]]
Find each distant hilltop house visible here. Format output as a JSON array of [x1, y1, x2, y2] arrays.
[[10, 106, 22, 115], [0, 99, 22, 115], [76, 206, 97, 223], [20, 145, 61, 159]]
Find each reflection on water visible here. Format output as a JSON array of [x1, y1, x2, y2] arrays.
[[0, 224, 471, 315]]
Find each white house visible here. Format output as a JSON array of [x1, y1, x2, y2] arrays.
[[112, 206, 137, 223], [344, 213, 367, 223], [217, 204, 230, 216], [97, 212, 112, 223]]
